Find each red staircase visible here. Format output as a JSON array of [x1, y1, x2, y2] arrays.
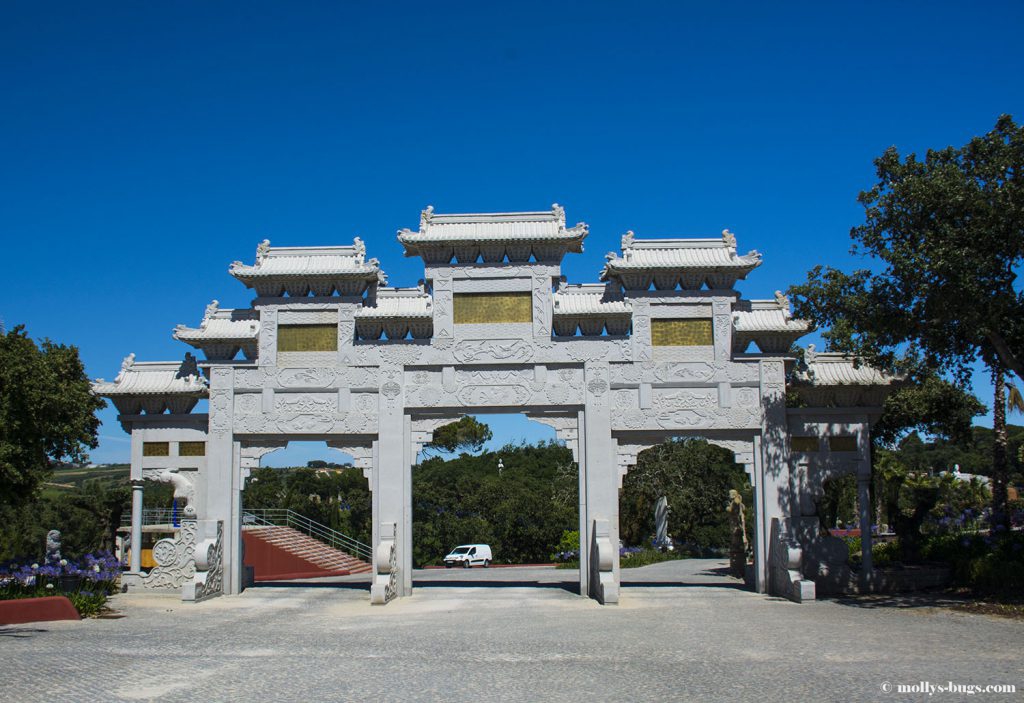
[[243, 525, 372, 581]]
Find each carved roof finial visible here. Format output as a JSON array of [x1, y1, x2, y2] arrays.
[[256, 239, 271, 263], [774, 290, 791, 318], [551, 203, 565, 221], [420, 205, 435, 229], [178, 352, 200, 380], [722, 229, 736, 248], [353, 237, 366, 263], [115, 353, 136, 383], [202, 300, 219, 327], [805, 343, 818, 365], [621, 230, 635, 250]]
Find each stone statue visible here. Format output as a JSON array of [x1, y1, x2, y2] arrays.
[[45, 530, 62, 565], [153, 469, 195, 509], [727, 489, 748, 578], [654, 496, 670, 548]]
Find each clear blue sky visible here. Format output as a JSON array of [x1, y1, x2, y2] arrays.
[[2, 1, 1022, 466]]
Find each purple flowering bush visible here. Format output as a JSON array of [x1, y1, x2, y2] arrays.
[[0, 551, 122, 616]]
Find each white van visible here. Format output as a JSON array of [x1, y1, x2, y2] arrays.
[[443, 544, 492, 568]]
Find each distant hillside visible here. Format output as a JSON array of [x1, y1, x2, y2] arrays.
[[43, 464, 130, 494]]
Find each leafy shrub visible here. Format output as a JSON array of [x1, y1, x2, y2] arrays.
[[920, 532, 1024, 595], [619, 548, 685, 569], [846, 537, 900, 568]]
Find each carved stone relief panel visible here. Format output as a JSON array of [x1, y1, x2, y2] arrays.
[[713, 302, 732, 362], [532, 273, 552, 339], [652, 388, 718, 410], [258, 309, 278, 367], [274, 392, 337, 415], [433, 289, 453, 340], [209, 390, 232, 438], [453, 339, 534, 363], [276, 367, 337, 389], [233, 393, 261, 416], [654, 362, 717, 384]]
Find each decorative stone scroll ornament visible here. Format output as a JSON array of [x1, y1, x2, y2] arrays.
[[769, 518, 815, 603], [141, 515, 196, 590], [370, 521, 398, 604], [591, 519, 618, 605], [190, 521, 224, 602]]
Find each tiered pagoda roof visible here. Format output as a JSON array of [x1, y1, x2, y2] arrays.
[[601, 230, 762, 290], [397, 204, 588, 264], [791, 345, 900, 407], [229, 238, 386, 297], [732, 292, 811, 353], [93, 353, 208, 415], [173, 300, 259, 360], [354, 286, 433, 340], [552, 282, 632, 336]]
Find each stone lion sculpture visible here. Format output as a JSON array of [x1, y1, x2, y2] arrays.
[[45, 529, 62, 564]]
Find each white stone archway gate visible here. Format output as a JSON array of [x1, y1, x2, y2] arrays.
[[95, 206, 896, 605]]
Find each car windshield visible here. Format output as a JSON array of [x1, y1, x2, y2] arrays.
[[450, 547, 470, 554]]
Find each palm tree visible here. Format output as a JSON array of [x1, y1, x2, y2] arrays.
[[1007, 380, 1024, 415]]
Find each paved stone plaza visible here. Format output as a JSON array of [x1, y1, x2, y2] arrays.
[[2, 561, 1020, 702]]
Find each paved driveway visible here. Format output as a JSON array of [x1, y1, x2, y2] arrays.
[[2, 560, 1020, 702]]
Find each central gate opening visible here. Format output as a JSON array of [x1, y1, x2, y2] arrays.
[[242, 441, 373, 587], [412, 414, 581, 594], [618, 436, 755, 591]]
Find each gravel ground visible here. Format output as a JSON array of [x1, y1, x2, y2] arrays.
[[2, 559, 1020, 703]]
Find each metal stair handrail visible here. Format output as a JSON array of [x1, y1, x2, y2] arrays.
[[242, 508, 372, 563], [119, 508, 177, 526], [121, 507, 372, 564]]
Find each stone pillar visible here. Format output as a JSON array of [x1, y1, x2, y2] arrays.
[[205, 366, 241, 595], [752, 436, 768, 593], [858, 472, 873, 582], [582, 363, 618, 604], [372, 369, 409, 603], [129, 480, 144, 573]]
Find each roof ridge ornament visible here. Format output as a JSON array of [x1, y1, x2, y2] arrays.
[[621, 230, 635, 250], [202, 300, 219, 327], [256, 239, 271, 264], [353, 237, 366, 263], [551, 203, 565, 221], [722, 229, 736, 248], [420, 205, 435, 229], [178, 352, 200, 380], [805, 343, 818, 365], [774, 290, 791, 318], [115, 353, 136, 383]]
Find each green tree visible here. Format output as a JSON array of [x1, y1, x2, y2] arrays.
[[422, 416, 493, 455], [0, 326, 105, 509], [619, 439, 751, 551], [789, 115, 1024, 525]]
